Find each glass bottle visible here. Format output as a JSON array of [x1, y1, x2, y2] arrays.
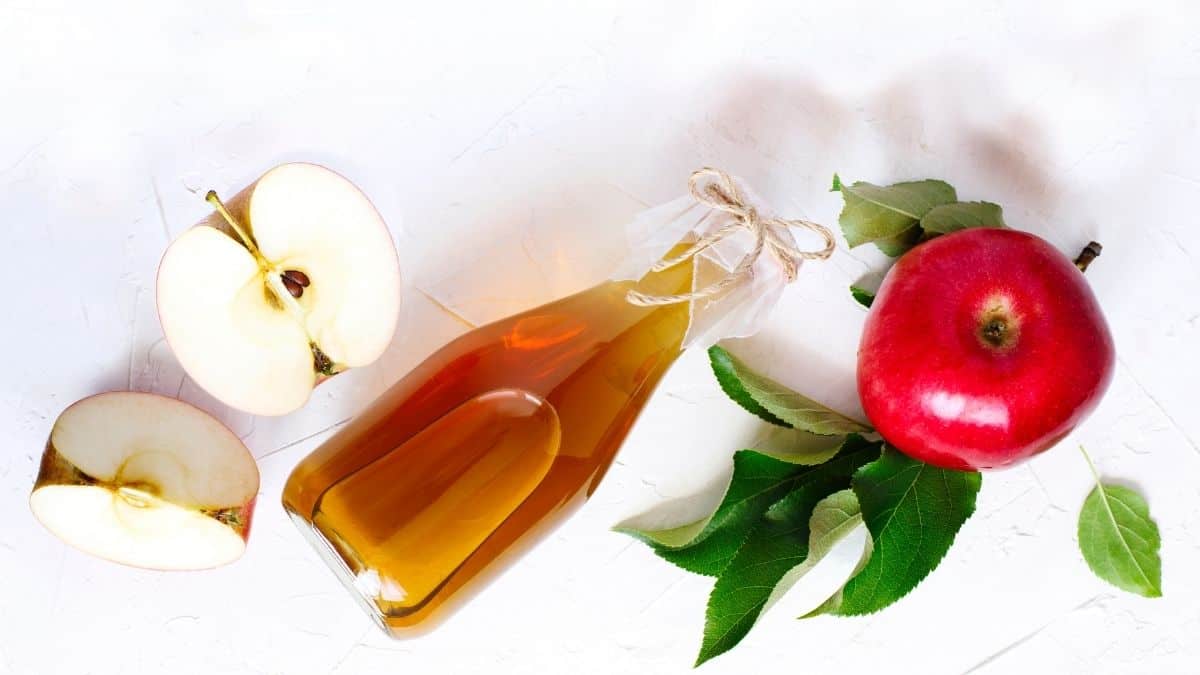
[[282, 252, 694, 636]]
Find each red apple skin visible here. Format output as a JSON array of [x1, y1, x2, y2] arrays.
[[857, 228, 1115, 471]]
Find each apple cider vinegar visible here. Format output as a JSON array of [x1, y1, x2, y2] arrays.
[[282, 167, 838, 637], [282, 255, 694, 636]]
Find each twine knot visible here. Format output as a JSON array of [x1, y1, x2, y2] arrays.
[[626, 167, 836, 306]]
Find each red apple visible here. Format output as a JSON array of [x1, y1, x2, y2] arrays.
[[857, 228, 1115, 470]]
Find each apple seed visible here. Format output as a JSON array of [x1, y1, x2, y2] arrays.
[[283, 269, 310, 287], [281, 274, 304, 298], [280, 269, 311, 298]]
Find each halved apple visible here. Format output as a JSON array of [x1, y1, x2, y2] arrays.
[[157, 163, 402, 416], [29, 392, 260, 570]]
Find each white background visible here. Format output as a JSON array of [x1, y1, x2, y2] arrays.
[[2, 1, 1198, 673]]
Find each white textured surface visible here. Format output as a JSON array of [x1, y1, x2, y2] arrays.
[[2, 2, 1199, 673]]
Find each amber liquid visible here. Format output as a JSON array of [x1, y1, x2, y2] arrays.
[[281, 255, 693, 636]]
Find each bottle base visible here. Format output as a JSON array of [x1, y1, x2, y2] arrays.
[[285, 508, 395, 637]]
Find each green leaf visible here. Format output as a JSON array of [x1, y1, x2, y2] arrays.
[[748, 425, 843, 466], [698, 489, 867, 664], [921, 201, 1007, 234], [849, 285, 875, 308], [820, 447, 981, 616], [620, 435, 882, 576], [785, 489, 869, 611], [872, 224, 924, 257], [616, 449, 821, 570], [697, 482, 846, 664], [834, 178, 956, 249], [708, 346, 787, 427], [616, 432, 844, 552], [1077, 448, 1162, 598], [708, 346, 871, 436], [648, 515, 757, 577], [800, 491, 875, 618]]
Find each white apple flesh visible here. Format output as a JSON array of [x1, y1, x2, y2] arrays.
[[157, 163, 402, 416], [29, 392, 260, 570]]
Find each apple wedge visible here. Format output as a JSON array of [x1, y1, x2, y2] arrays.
[[29, 392, 259, 570], [157, 163, 402, 416]]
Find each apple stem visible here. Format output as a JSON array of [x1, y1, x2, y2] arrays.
[[1073, 241, 1102, 273], [206, 191, 266, 264]]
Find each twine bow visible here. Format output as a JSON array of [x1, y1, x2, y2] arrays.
[[625, 167, 836, 307]]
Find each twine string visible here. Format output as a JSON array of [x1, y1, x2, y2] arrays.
[[625, 167, 836, 306]]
